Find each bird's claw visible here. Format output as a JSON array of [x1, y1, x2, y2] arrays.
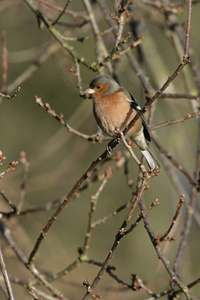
[[106, 144, 113, 155]]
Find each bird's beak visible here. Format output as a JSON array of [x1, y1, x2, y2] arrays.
[[84, 88, 95, 95]]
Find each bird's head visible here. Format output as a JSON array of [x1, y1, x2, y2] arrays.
[[84, 75, 120, 99]]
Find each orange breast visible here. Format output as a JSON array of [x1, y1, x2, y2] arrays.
[[93, 94, 142, 138]]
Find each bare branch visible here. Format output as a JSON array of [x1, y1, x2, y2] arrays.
[[157, 195, 185, 243], [151, 111, 200, 130], [51, 0, 72, 26], [0, 241, 15, 300]]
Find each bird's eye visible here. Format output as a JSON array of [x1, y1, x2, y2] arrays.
[[96, 85, 101, 89]]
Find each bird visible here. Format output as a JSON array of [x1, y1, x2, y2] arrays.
[[84, 74, 159, 169]]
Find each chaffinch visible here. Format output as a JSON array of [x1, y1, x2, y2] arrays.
[[84, 75, 159, 169]]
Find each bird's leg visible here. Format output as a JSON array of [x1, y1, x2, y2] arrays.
[[114, 127, 147, 173], [106, 128, 121, 155], [106, 138, 120, 155]]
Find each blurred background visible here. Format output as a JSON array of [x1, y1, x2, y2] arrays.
[[0, 0, 200, 299]]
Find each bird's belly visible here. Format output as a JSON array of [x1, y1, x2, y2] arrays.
[[93, 103, 134, 137]]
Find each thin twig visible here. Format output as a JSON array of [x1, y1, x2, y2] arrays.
[[61, 26, 114, 42], [0, 87, 21, 101], [151, 111, 200, 130], [92, 200, 130, 228], [124, 198, 160, 236], [97, 35, 144, 69], [157, 195, 185, 243], [159, 92, 200, 101], [0, 160, 18, 179], [184, 0, 192, 58], [38, 0, 87, 19], [0, 189, 17, 214], [0, 242, 15, 300], [51, 0, 72, 26], [74, 59, 84, 94], [114, 0, 126, 48], [82, 171, 110, 254], [119, 130, 144, 167], [34, 96, 110, 142]]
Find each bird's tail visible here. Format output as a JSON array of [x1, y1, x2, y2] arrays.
[[141, 149, 160, 169]]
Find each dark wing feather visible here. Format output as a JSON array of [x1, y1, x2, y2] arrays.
[[118, 89, 151, 142], [129, 93, 151, 142], [141, 116, 151, 142]]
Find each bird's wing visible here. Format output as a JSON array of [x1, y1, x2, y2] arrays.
[[122, 90, 151, 142]]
